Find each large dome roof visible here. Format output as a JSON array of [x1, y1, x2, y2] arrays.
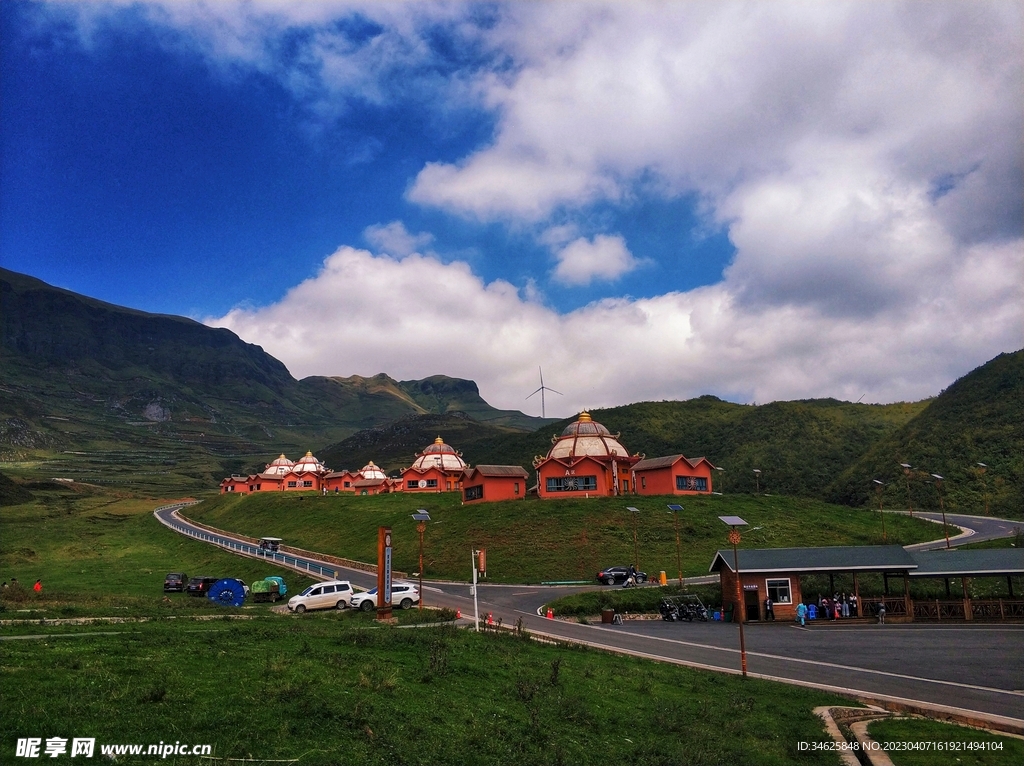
[[410, 437, 467, 471], [544, 412, 631, 462]]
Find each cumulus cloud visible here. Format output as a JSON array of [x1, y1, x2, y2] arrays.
[[363, 221, 433, 257], [209, 237, 1023, 414], [551, 235, 644, 286], [48, 1, 1021, 411]]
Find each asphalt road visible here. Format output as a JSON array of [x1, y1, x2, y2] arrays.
[[155, 504, 1024, 723]]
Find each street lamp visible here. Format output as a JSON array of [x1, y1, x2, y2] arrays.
[[900, 463, 914, 517], [411, 511, 430, 610], [752, 469, 761, 494], [931, 474, 950, 549], [719, 515, 749, 677], [976, 463, 990, 515], [714, 467, 725, 495], [626, 507, 641, 570], [667, 504, 684, 587], [872, 480, 887, 542]]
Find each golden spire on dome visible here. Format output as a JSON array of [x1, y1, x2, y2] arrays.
[[367, 461, 376, 466], [305, 451, 313, 457], [434, 436, 444, 444], [578, 411, 592, 422]]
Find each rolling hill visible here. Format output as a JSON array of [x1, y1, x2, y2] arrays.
[[0, 268, 551, 492]]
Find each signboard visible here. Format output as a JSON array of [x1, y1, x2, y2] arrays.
[[743, 584, 759, 591], [376, 527, 392, 620]]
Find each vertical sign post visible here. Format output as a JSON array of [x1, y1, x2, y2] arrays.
[[377, 526, 392, 621]]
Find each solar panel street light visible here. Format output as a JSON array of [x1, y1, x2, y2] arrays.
[[666, 504, 684, 587], [719, 515, 749, 677], [930, 475, 951, 548], [872, 480, 887, 541], [411, 510, 431, 609], [626, 507, 641, 570]]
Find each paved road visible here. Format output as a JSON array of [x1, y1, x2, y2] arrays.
[[155, 503, 1024, 724], [903, 511, 1022, 550]]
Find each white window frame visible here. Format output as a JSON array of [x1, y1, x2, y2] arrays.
[[765, 578, 792, 604]]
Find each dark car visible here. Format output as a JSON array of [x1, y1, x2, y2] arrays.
[[596, 566, 648, 586], [186, 576, 220, 597], [163, 572, 188, 592]]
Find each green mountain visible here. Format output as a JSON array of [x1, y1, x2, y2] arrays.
[[826, 350, 1024, 516], [324, 353, 1022, 517], [0, 268, 551, 491]]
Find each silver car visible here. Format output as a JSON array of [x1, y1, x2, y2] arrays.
[[287, 580, 354, 613]]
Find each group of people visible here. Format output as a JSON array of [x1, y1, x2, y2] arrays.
[[792, 592, 859, 626], [1, 578, 42, 592]]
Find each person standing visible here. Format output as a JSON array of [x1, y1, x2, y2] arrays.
[[796, 601, 807, 626], [877, 601, 886, 625], [764, 595, 775, 621]]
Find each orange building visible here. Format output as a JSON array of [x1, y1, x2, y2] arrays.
[[533, 412, 643, 499], [461, 465, 530, 504], [325, 461, 399, 494], [219, 451, 330, 494], [632, 454, 715, 496], [401, 437, 467, 492]]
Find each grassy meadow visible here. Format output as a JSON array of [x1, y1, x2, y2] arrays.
[[188, 490, 945, 584], [866, 718, 1023, 766]]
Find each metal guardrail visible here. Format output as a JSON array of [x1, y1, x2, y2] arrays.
[[153, 503, 339, 580]]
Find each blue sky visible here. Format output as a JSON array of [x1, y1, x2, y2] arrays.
[[2, 1, 1021, 415]]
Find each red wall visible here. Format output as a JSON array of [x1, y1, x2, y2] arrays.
[[462, 475, 527, 504], [536, 456, 614, 499]]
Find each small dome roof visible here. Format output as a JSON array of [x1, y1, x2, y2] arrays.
[[359, 461, 387, 480], [293, 451, 327, 473], [264, 454, 295, 476], [411, 437, 466, 471], [545, 412, 631, 462]]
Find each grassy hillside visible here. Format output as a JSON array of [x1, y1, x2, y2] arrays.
[[0, 268, 549, 492], [827, 350, 1024, 517], [187, 491, 943, 584], [323, 397, 929, 502]]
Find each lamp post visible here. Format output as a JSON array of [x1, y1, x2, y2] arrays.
[[872, 480, 887, 542], [714, 467, 725, 495], [719, 515, 749, 677], [411, 511, 430, 610], [626, 506, 641, 570], [976, 463, 989, 515], [931, 474, 950, 549], [752, 469, 761, 494], [667, 504, 684, 587], [900, 463, 914, 517]]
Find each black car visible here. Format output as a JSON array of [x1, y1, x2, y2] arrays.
[[596, 566, 648, 586], [186, 576, 219, 597], [163, 572, 188, 592]]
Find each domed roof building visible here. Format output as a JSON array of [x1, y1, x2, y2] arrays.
[[293, 451, 327, 475], [357, 461, 387, 481], [533, 412, 643, 498], [402, 437, 467, 492], [263, 454, 296, 476]]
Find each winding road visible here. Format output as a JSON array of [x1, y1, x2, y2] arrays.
[[155, 504, 1024, 728]]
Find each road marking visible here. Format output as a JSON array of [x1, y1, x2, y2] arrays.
[[581, 624, 1024, 698]]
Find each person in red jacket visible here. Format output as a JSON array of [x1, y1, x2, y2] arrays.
[[33, 579, 42, 592]]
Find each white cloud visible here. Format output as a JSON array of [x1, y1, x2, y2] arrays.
[[209, 237, 1023, 415], [552, 235, 643, 286], [363, 221, 433, 257]]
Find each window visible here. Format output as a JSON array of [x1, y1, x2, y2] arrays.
[[675, 475, 708, 491], [323, 585, 336, 594], [425, 479, 438, 488], [641, 477, 646, 489], [287, 481, 297, 488], [621, 480, 629, 492], [465, 485, 483, 501], [407, 480, 417, 489], [344, 481, 351, 488], [766, 578, 791, 604], [514, 482, 520, 495], [546, 475, 597, 492], [255, 484, 261, 491], [303, 480, 313, 487]]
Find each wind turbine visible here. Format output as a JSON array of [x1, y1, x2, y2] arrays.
[[526, 367, 562, 419]]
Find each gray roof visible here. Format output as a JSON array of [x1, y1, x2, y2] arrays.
[[709, 545, 917, 574], [467, 465, 529, 478], [633, 454, 710, 472], [908, 548, 1024, 577]]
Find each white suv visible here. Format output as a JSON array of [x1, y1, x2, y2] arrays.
[[287, 580, 354, 613], [351, 582, 420, 612]]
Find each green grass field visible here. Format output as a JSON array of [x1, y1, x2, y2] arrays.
[[187, 490, 945, 584], [1, 616, 850, 766], [867, 718, 1023, 766]]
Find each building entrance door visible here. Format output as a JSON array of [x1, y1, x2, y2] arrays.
[[744, 589, 761, 621]]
